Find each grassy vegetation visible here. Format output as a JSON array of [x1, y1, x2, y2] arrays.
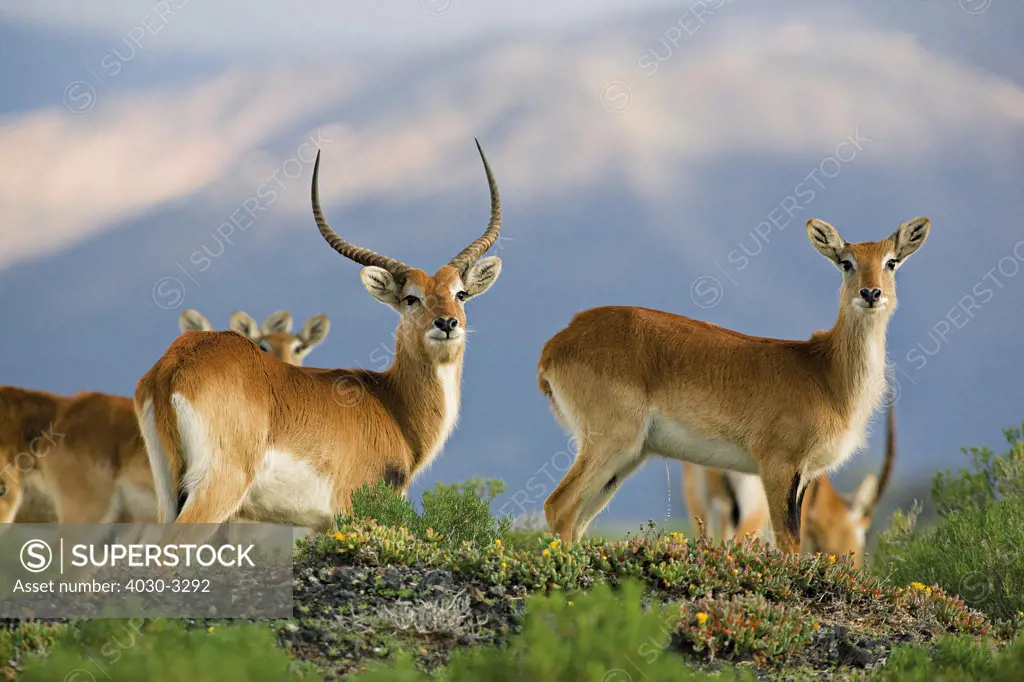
[[4, 421, 1024, 680], [873, 420, 1024, 622]]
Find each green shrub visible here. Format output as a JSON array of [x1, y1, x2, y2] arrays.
[[16, 619, 320, 681], [340, 477, 512, 550], [347, 579, 756, 681], [420, 477, 511, 546], [350, 479, 422, 530], [932, 420, 1024, 517], [876, 496, 1024, 622], [875, 633, 1024, 681], [874, 420, 1024, 622], [0, 620, 67, 675]]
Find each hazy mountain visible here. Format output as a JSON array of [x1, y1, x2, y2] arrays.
[[1, 0, 1021, 528]]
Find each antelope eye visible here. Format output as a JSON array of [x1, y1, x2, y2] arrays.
[[840, 260, 854, 272], [886, 259, 897, 270], [404, 295, 419, 306], [258, 340, 272, 352], [456, 291, 467, 301], [0, 482, 7, 497]]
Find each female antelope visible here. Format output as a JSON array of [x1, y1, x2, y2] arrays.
[[538, 217, 929, 554]]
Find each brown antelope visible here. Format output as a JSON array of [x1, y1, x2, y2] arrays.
[[683, 402, 896, 567], [538, 217, 929, 553], [179, 309, 331, 366], [134, 139, 503, 538], [0, 311, 329, 526], [0, 386, 153, 524], [1, 387, 66, 523]]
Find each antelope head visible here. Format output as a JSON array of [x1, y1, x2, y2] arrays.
[[179, 309, 331, 367], [807, 217, 930, 318], [311, 139, 503, 365]]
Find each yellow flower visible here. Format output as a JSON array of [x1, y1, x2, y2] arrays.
[[911, 582, 926, 590], [812, 622, 819, 630], [542, 549, 550, 557], [568, 601, 574, 607], [208, 626, 215, 632], [726, 554, 733, 562], [689, 584, 696, 590], [732, 568, 739, 575], [494, 539, 502, 547], [549, 540, 560, 550], [827, 555, 837, 564], [1018, 611, 1023, 617], [501, 562, 507, 569], [696, 612, 709, 626]]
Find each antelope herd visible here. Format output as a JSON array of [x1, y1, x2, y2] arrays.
[[0, 137, 927, 567]]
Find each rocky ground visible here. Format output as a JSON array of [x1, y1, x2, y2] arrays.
[[0, 520, 1009, 680]]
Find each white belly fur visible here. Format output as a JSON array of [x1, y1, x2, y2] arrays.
[[646, 414, 760, 474], [241, 448, 335, 527]]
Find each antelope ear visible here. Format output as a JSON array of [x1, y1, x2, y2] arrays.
[[360, 266, 401, 308], [261, 310, 293, 335], [179, 309, 212, 333], [850, 474, 879, 516], [890, 217, 930, 263], [462, 256, 502, 299], [299, 314, 331, 347], [229, 311, 262, 342], [806, 219, 846, 265]]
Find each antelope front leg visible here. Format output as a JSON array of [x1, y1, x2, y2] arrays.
[[759, 463, 806, 555]]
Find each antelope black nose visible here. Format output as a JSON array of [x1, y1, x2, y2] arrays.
[[434, 317, 458, 334], [860, 288, 882, 304]]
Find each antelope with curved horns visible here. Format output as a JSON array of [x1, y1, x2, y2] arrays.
[[538, 217, 929, 553], [683, 400, 897, 567], [135, 139, 504, 535], [178, 309, 331, 366]]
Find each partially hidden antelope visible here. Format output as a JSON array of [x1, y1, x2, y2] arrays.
[[538, 217, 929, 553], [0, 385, 154, 525], [683, 401, 896, 567], [134, 139, 504, 536], [179, 308, 331, 366], [0, 311, 328, 526]]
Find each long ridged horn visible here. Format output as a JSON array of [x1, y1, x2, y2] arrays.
[[448, 138, 501, 273], [311, 150, 410, 279], [863, 377, 897, 518], [871, 400, 896, 513]]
